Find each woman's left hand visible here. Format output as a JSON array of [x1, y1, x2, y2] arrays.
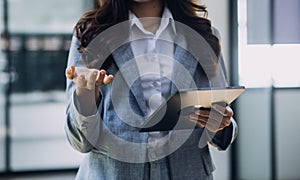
[[189, 103, 233, 132]]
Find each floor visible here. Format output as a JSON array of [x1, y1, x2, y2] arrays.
[[0, 171, 76, 180], [0, 92, 84, 171]]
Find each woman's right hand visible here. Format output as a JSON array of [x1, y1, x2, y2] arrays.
[[65, 66, 114, 100], [65, 66, 113, 116]]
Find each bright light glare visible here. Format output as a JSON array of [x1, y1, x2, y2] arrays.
[[239, 44, 300, 87], [238, 0, 300, 88]]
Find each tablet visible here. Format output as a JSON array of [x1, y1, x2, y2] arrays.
[[139, 86, 245, 132]]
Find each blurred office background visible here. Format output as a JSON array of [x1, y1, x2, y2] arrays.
[[0, 0, 300, 179]]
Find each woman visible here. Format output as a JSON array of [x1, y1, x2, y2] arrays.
[[65, 0, 237, 179]]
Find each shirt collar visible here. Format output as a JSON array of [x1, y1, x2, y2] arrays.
[[129, 6, 177, 36]]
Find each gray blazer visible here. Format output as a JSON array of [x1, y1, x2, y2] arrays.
[[65, 29, 235, 179]]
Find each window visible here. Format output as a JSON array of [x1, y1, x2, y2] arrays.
[[238, 0, 300, 87], [8, 0, 86, 33], [1, 0, 92, 172]]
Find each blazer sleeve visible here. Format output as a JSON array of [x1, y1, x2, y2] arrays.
[[207, 27, 238, 150], [65, 35, 101, 153]]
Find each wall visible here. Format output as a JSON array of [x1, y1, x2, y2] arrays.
[[202, 0, 230, 74], [0, 53, 5, 172], [237, 88, 300, 179], [275, 89, 300, 179], [237, 89, 271, 179]]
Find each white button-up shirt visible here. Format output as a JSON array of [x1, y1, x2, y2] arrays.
[[129, 7, 176, 114], [129, 7, 176, 160]]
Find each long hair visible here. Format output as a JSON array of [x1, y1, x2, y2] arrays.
[[75, 0, 221, 58]]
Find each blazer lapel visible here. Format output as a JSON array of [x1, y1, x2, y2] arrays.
[[111, 43, 148, 116], [170, 34, 227, 96], [170, 35, 198, 95]]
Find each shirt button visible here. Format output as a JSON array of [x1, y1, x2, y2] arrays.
[[150, 152, 157, 159], [150, 55, 157, 62], [152, 81, 158, 87]]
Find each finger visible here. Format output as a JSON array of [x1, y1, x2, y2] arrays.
[[220, 116, 232, 127], [103, 74, 114, 85], [195, 121, 206, 128], [211, 102, 227, 115], [86, 70, 99, 90], [189, 114, 209, 124], [194, 108, 211, 117], [212, 104, 234, 117], [189, 114, 203, 121], [189, 116, 206, 128], [65, 66, 75, 80], [203, 115, 231, 132], [190, 119, 216, 131], [190, 115, 218, 128], [225, 106, 234, 117], [190, 113, 231, 130], [95, 70, 106, 87], [77, 74, 87, 88], [193, 116, 221, 132], [212, 101, 227, 107], [194, 108, 223, 120]]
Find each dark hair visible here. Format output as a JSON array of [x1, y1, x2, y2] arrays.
[[75, 0, 220, 58]]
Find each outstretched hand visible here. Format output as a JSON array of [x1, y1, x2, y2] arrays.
[[65, 66, 113, 116], [65, 66, 114, 100]]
